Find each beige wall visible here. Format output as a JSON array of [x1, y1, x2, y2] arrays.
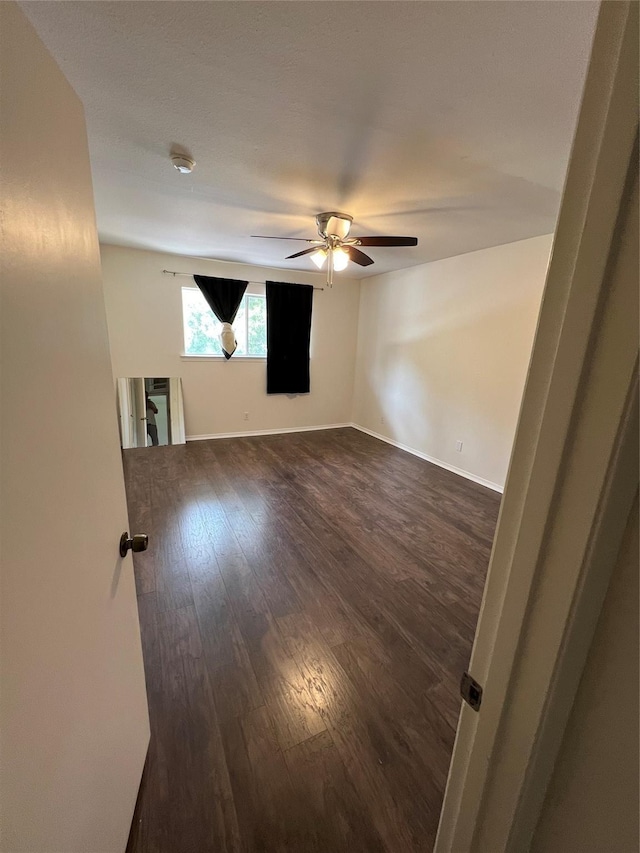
[[102, 237, 549, 480], [0, 4, 149, 850], [532, 497, 639, 852], [352, 234, 552, 489], [100, 245, 360, 438]]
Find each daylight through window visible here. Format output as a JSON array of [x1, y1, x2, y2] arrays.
[[182, 287, 267, 357]]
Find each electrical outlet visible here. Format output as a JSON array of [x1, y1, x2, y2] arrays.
[[243, 412, 249, 421], [456, 440, 463, 452], [380, 416, 385, 425]]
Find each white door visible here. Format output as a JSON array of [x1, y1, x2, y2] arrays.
[[0, 5, 150, 852], [117, 377, 134, 449], [169, 377, 187, 445], [133, 377, 148, 448]]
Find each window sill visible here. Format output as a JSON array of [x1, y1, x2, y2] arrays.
[[180, 354, 267, 362]]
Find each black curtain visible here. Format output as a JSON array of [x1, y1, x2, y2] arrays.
[[193, 275, 247, 359], [266, 281, 313, 394]]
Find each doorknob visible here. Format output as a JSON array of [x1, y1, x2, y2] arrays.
[[119, 532, 149, 558]]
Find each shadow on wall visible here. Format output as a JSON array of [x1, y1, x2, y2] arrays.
[[374, 254, 538, 342], [367, 296, 540, 484]]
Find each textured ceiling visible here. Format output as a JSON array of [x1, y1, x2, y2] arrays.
[[22, 1, 598, 277]]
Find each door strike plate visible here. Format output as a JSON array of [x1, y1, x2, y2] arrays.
[[460, 671, 483, 711]]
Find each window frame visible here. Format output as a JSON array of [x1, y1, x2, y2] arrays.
[[180, 284, 267, 361]]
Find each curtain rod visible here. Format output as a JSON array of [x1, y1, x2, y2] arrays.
[[162, 269, 324, 291]]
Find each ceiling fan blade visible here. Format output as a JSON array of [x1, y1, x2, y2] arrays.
[[357, 236, 418, 247], [285, 246, 324, 260], [346, 246, 374, 266], [251, 235, 321, 242]]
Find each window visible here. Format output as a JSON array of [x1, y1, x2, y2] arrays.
[[182, 287, 267, 357]]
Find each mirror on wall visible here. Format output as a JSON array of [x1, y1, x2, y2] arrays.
[[117, 377, 186, 449]]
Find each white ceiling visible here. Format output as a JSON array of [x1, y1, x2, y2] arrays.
[[22, 1, 598, 277]]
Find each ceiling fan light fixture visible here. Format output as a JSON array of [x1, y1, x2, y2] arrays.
[[332, 246, 349, 272], [316, 212, 352, 240], [252, 212, 417, 284], [310, 248, 327, 269]]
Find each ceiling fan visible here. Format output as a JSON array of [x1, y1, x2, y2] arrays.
[[252, 212, 418, 286]]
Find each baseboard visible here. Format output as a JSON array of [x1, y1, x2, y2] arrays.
[[349, 423, 504, 493], [186, 421, 504, 493], [186, 423, 351, 442]]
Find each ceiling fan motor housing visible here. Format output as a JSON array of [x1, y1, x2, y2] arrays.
[[316, 212, 353, 241]]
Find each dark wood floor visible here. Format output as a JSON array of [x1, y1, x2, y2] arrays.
[[123, 427, 500, 853]]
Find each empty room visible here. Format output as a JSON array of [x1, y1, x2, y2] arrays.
[[3, 2, 638, 853]]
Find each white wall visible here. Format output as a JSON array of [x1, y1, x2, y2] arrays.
[[532, 497, 639, 853], [100, 245, 360, 438], [352, 235, 552, 490], [1, 4, 149, 850]]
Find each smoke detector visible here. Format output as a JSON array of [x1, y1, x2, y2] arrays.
[[171, 153, 195, 174]]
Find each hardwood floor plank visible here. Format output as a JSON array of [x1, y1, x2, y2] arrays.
[[226, 510, 304, 619], [215, 544, 278, 645], [331, 637, 455, 791], [207, 659, 264, 724], [177, 653, 243, 853], [244, 622, 327, 750], [190, 563, 242, 670], [221, 705, 311, 851], [330, 641, 447, 848], [151, 496, 194, 613], [280, 615, 432, 849], [157, 604, 202, 665], [284, 730, 387, 852]]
